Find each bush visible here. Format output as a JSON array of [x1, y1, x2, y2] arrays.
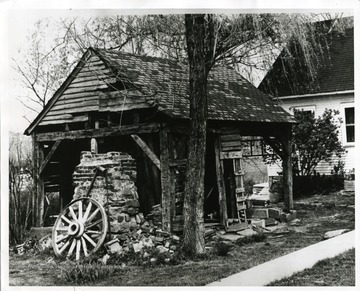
[[60, 262, 122, 284], [213, 240, 232, 257], [293, 174, 344, 198]]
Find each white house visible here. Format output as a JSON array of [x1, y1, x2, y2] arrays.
[[259, 19, 354, 176]]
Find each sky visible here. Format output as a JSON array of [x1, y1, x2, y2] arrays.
[[0, 1, 357, 134]]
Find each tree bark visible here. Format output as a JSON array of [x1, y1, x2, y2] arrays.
[[183, 14, 209, 255]]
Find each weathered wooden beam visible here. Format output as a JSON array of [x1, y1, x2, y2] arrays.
[[214, 135, 227, 228], [39, 140, 62, 175], [31, 135, 37, 226], [160, 129, 172, 232], [35, 123, 162, 142], [220, 151, 242, 160], [281, 127, 293, 211], [131, 135, 161, 170], [34, 141, 45, 227], [41, 115, 89, 125], [169, 159, 187, 167]]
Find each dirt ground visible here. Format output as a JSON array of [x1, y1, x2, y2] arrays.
[[7, 190, 355, 286]]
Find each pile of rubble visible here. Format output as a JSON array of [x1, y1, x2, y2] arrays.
[[73, 151, 180, 259]]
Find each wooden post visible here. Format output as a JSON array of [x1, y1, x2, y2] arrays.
[[214, 135, 227, 227], [282, 127, 293, 211], [32, 135, 38, 226], [160, 129, 172, 232], [34, 140, 45, 227]]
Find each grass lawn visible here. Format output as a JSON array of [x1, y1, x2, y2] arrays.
[[268, 248, 355, 286], [8, 191, 355, 286]]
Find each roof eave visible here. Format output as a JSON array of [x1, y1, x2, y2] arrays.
[[24, 48, 94, 136], [273, 89, 354, 101]]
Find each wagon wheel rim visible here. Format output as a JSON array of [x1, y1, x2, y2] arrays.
[[52, 197, 108, 260]]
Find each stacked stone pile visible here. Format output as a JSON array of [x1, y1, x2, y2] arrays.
[[72, 151, 179, 258], [146, 204, 162, 228]]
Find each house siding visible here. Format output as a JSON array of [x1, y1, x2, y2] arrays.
[[268, 92, 355, 175]]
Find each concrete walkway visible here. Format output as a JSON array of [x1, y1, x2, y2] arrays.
[[208, 230, 355, 286]]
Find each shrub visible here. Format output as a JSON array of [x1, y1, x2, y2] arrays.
[[213, 240, 232, 257], [59, 262, 122, 284], [293, 174, 344, 198]]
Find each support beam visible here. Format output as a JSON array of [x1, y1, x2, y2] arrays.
[[31, 135, 37, 226], [39, 140, 62, 175], [131, 135, 161, 170], [33, 140, 45, 227], [35, 123, 161, 142], [214, 135, 227, 227], [281, 127, 293, 211], [159, 129, 172, 232]]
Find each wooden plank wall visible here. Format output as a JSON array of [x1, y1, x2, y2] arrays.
[[39, 54, 151, 127]]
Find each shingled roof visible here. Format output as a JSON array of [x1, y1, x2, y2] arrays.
[[259, 22, 354, 97], [97, 48, 293, 121], [25, 47, 293, 134]]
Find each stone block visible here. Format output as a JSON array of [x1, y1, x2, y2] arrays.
[[252, 208, 269, 219], [154, 236, 164, 244], [264, 217, 277, 226], [251, 219, 265, 228], [127, 207, 139, 215], [126, 199, 140, 208], [268, 208, 281, 220], [133, 241, 144, 253], [156, 245, 168, 253], [105, 239, 122, 254], [142, 237, 154, 248], [111, 221, 131, 233], [118, 234, 128, 241], [237, 228, 258, 237], [280, 210, 297, 222]]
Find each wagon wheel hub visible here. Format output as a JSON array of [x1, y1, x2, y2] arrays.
[[68, 221, 85, 238]]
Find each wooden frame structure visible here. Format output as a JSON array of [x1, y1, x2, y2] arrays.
[[25, 48, 294, 231]]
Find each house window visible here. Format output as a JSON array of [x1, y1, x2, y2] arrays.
[[290, 105, 316, 114], [345, 107, 355, 143]]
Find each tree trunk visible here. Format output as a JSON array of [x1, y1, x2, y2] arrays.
[[182, 14, 209, 255]]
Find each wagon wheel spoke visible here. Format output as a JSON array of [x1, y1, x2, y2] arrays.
[[82, 201, 92, 223], [85, 230, 102, 236], [69, 206, 78, 221], [78, 200, 83, 221], [81, 237, 89, 257], [85, 219, 103, 230], [67, 239, 76, 257], [58, 239, 71, 255], [76, 239, 81, 261], [83, 233, 97, 247], [86, 208, 100, 224], [61, 215, 72, 225], [52, 198, 108, 261], [56, 234, 69, 244]]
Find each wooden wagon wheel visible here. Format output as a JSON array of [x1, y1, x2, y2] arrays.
[[52, 197, 108, 260]]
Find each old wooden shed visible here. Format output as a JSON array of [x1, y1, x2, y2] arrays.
[[25, 47, 294, 231]]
